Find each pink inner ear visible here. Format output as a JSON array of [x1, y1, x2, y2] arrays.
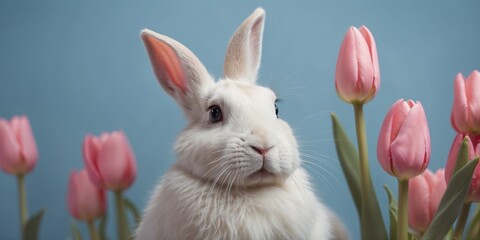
[[142, 34, 186, 92]]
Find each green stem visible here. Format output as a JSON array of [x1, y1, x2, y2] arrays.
[[454, 202, 472, 240], [466, 204, 480, 240], [353, 103, 373, 238], [87, 220, 100, 240], [398, 179, 409, 240], [17, 173, 28, 238], [114, 190, 129, 240], [353, 104, 372, 196]]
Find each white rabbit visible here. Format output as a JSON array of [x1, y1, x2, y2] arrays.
[[136, 8, 347, 240]]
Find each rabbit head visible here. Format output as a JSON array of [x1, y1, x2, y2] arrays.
[[141, 8, 300, 188]]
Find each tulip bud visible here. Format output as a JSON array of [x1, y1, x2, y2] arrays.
[[68, 169, 106, 221], [83, 131, 137, 191], [444, 133, 480, 202], [408, 169, 446, 233], [0, 115, 38, 175], [377, 99, 431, 180], [451, 70, 480, 134], [335, 26, 380, 104]]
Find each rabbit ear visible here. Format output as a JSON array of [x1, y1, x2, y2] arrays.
[[224, 8, 265, 83], [141, 29, 212, 111]]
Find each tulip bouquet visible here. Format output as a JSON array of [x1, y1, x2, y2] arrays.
[[332, 25, 480, 240], [69, 131, 140, 240], [0, 120, 140, 240]]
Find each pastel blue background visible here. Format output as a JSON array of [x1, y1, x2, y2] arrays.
[[1, 0, 479, 239]]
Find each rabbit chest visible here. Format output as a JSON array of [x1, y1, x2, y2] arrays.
[[138, 167, 333, 240]]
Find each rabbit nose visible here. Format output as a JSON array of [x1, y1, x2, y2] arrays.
[[250, 145, 273, 156]]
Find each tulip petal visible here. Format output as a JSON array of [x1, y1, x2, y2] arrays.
[[469, 139, 480, 201], [470, 168, 480, 201], [420, 103, 432, 170], [451, 73, 469, 132], [466, 70, 480, 133], [10, 116, 31, 173], [377, 99, 409, 175], [359, 26, 380, 97], [377, 104, 396, 175], [121, 135, 137, 189], [422, 169, 435, 187], [336, 27, 359, 102], [83, 135, 104, 188], [408, 169, 447, 233], [444, 134, 475, 184], [352, 28, 375, 100], [476, 138, 480, 156], [335, 27, 375, 102], [76, 170, 105, 220], [422, 170, 439, 221], [99, 132, 110, 144], [390, 100, 412, 143], [390, 103, 430, 179], [353, 29, 374, 100], [97, 132, 132, 190], [430, 169, 446, 217], [68, 169, 106, 221], [0, 119, 21, 174], [17, 116, 38, 173], [408, 171, 432, 232]]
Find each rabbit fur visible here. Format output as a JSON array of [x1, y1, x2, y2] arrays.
[[136, 8, 347, 240]]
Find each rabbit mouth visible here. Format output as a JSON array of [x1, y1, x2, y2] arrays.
[[249, 167, 274, 179]]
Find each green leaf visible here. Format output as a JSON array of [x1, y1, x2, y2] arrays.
[[384, 185, 398, 240], [466, 204, 480, 240], [330, 113, 362, 214], [70, 220, 83, 240], [407, 232, 414, 240], [361, 193, 387, 240], [23, 208, 46, 240], [408, 232, 418, 240], [331, 113, 387, 240], [124, 197, 142, 227], [422, 158, 479, 240], [98, 214, 108, 240], [453, 137, 470, 174], [446, 228, 454, 240]]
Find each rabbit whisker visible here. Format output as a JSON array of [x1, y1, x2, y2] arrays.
[[301, 158, 339, 183], [199, 153, 237, 180], [300, 152, 336, 169], [289, 174, 306, 202], [301, 164, 336, 196], [206, 164, 233, 208]]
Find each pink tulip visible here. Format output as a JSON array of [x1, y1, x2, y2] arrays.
[[68, 169, 106, 221], [83, 131, 137, 191], [408, 169, 446, 233], [377, 99, 431, 180], [0, 115, 38, 175], [335, 26, 380, 104], [444, 133, 480, 201], [451, 70, 480, 134]]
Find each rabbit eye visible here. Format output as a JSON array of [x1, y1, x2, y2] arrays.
[[275, 101, 279, 118], [208, 105, 223, 123]]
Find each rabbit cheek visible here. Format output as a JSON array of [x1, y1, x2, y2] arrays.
[[197, 137, 245, 185]]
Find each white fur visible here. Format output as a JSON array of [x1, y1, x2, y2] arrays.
[[136, 7, 344, 240], [137, 167, 333, 240]]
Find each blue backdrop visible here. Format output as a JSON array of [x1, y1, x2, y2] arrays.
[[1, 0, 479, 239]]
